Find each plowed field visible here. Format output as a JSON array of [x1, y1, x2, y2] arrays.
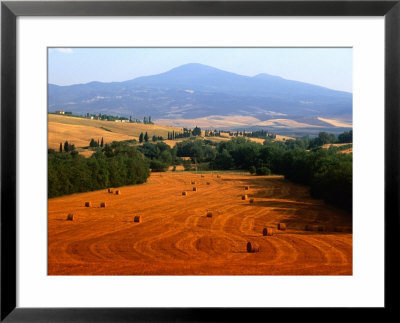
[[48, 173, 352, 275]]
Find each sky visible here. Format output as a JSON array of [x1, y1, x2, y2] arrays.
[[48, 48, 352, 93]]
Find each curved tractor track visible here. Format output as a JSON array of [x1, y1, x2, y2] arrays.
[[48, 173, 352, 275]]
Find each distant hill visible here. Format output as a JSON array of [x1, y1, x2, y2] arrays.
[[48, 63, 352, 130], [47, 114, 182, 155]]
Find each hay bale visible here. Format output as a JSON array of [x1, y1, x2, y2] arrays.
[[262, 227, 273, 236], [278, 223, 286, 231], [206, 211, 213, 218], [100, 202, 106, 208], [193, 187, 197, 191], [242, 194, 248, 200], [244, 186, 249, 190], [201, 175, 205, 178], [249, 198, 254, 203], [115, 190, 121, 195], [133, 216, 140, 223], [191, 181, 196, 185], [206, 182, 210, 185], [67, 213, 73, 221], [107, 188, 113, 193], [217, 175, 221, 178], [182, 191, 187, 196], [84, 202, 91, 207], [247, 242, 259, 253]]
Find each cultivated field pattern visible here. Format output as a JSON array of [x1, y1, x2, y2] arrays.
[[48, 173, 352, 275]]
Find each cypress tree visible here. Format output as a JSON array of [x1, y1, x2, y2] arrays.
[[90, 138, 95, 147], [64, 141, 69, 152], [101, 137, 104, 147], [144, 132, 149, 142], [59, 142, 63, 153], [139, 132, 144, 143]]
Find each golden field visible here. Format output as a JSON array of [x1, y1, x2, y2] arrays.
[[48, 172, 352, 275], [48, 114, 183, 150]]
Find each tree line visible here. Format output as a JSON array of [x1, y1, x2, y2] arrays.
[[170, 134, 352, 212], [50, 130, 352, 211], [48, 142, 150, 198]]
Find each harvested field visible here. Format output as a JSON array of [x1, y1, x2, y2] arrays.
[[48, 173, 352, 275], [48, 114, 182, 150]]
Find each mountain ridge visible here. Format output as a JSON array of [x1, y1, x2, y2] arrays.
[[48, 63, 352, 129]]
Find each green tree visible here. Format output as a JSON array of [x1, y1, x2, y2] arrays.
[[64, 141, 69, 152], [89, 138, 97, 148], [213, 149, 234, 169], [192, 126, 201, 136], [139, 132, 144, 143], [144, 132, 149, 142], [256, 166, 271, 175]]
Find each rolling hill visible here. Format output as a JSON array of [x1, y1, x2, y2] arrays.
[[48, 63, 352, 130]]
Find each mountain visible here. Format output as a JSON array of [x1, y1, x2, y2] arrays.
[[48, 63, 352, 129]]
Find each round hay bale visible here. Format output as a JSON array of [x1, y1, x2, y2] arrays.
[[115, 190, 121, 195], [100, 202, 106, 208], [107, 188, 113, 193], [278, 223, 286, 231], [67, 213, 73, 221], [191, 181, 196, 185], [206, 211, 213, 218], [262, 227, 273, 236], [247, 242, 259, 253], [206, 182, 210, 185], [133, 216, 140, 223], [201, 175, 205, 178], [242, 194, 248, 200], [244, 186, 249, 190], [249, 198, 254, 203], [182, 191, 187, 196], [84, 202, 91, 207], [217, 175, 221, 178], [193, 187, 197, 191]]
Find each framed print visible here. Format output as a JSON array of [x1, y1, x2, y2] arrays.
[[1, 0, 399, 321]]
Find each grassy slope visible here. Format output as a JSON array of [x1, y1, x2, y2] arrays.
[[48, 114, 183, 150]]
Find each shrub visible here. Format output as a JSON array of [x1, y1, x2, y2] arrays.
[[256, 167, 271, 175], [149, 159, 168, 172], [249, 166, 256, 174]]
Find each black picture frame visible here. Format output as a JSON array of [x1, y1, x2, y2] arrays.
[[1, 0, 399, 321]]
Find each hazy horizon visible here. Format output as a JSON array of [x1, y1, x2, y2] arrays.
[[48, 48, 352, 93]]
